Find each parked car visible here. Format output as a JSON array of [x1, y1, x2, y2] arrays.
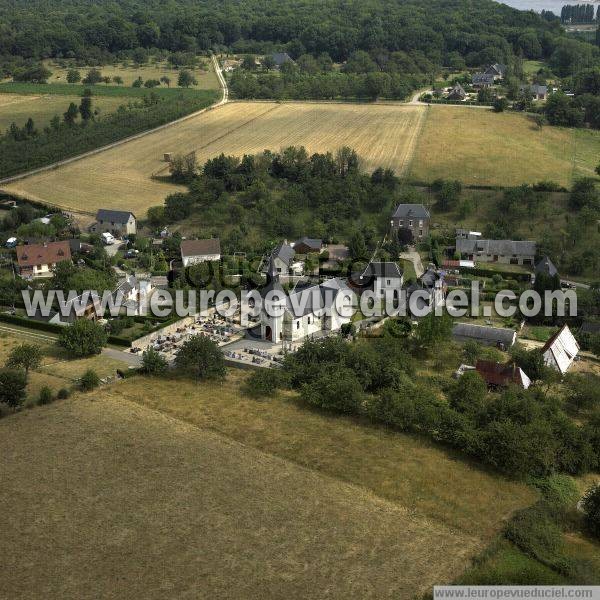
[[101, 232, 116, 245]]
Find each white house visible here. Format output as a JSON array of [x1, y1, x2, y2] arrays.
[[91, 209, 137, 236], [542, 324, 579, 375], [16, 241, 72, 280], [180, 239, 221, 267], [357, 262, 404, 298]]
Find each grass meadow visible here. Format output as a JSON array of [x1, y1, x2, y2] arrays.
[[409, 106, 600, 187]]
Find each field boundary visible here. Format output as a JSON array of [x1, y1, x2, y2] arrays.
[[0, 55, 227, 212], [398, 105, 427, 177]]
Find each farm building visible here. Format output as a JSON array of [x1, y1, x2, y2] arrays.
[[91, 209, 137, 236], [258, 257, 353, 343], [390, 204, 430, 240], [452, 323, 517, 349], [16, 240, 71, 279], [542, 324, 579, 375], [456, 238, 536, 266], [475, 360, 531, 389], [180, 239, 221, 267]]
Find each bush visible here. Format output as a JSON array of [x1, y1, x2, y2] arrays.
[[79, 369, 100, 391], [244, 368, 284, 398], [301, 367, 364, 413], [581, 484, 600, 540], [57, 387, 70, 400], [140, 347, 168, 376], [37, 386, 54, 406], [60, 319, 107, 357], [174, 335, 225, 380], [505, 506, 564, 565]]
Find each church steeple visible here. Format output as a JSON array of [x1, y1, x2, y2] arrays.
[[266, 254, 279, 285]]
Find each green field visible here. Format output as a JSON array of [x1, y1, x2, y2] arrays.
[[409, 106, 600, 187]]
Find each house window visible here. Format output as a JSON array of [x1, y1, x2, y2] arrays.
[[399, 220, 403, 226], [419, 220, 423, 227], [419, 230, 423, 236], [386, 279, 391, 285], [308, 317, 311, 324], [409, 220, 413, 227], [296, 321, 300, 329]]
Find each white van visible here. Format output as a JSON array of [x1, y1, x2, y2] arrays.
[[101, 232, 115, 245]]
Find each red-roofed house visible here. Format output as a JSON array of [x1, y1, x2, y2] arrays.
[[16, 241, 71, 279], [475, 360, 531, 389]]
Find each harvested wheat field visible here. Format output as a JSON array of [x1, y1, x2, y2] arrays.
[[409, 105, 600, 187], [1, 389, 479, 600], [2, 101, 425, 217]]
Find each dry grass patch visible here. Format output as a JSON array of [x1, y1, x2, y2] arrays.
[[3, 102, 425, 216], [0, 392, 478, 599], [410, 106, 600, 187], [120, 371, 535, 537]]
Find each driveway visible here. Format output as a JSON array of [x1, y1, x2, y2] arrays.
[[399, 249, 425, 278]]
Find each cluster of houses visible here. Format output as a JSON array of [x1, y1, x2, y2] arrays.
[[434, 63, 548, 103]]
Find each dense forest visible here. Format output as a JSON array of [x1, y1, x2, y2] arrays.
[[0, 0, 591, 75]]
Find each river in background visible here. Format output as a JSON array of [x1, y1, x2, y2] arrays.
[[496, 0, 598, 13]]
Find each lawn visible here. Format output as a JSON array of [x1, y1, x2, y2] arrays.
[[3, 101, 426, 217], [409, 106, 600, 188], [0, 388, 485, 599], [0, 92, 126, 131]]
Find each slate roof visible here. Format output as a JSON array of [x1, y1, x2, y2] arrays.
[[448, 83, 466, 98], [16, 241, 71, 268], [456, 238, 536, 257], [180, 238, 221, 258], [485, 63, 507, 77], [535, 256, 559, 278], [521, 84, 548, 97], [452, 323, 517, 347], [420, 268, 441, 288], [293, 237, 322, 252], [272, 52, 294, 66], [285, 278, 353, 317], [580, 320, 600, 336], [96, 209, 135, 223], [360, 261, 403, 280], [472, 73, 494, 86], [392, 203, 430, 220], [475, 360, 531, 389], [272, 243, 295, 266]]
